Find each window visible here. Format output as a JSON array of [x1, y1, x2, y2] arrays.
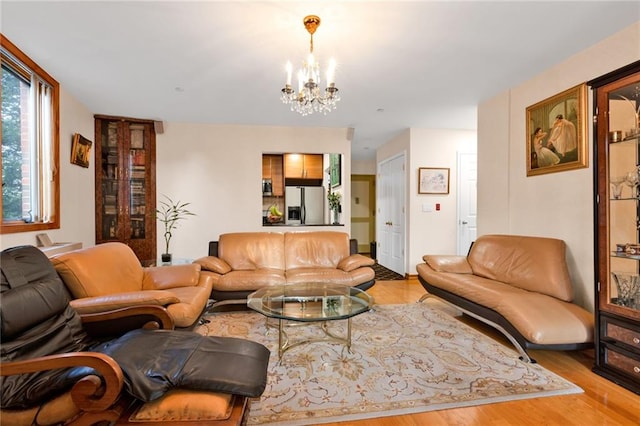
[[1, 35, 59, 234]]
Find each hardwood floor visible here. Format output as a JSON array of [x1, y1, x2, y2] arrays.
[[322, 278, 640, 426]]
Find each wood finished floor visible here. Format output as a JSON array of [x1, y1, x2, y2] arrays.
[[320, 278, 640, 426]]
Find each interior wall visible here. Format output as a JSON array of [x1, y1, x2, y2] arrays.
[[0, 88, 95, 250], [408, 128, 477, 273], [376, 128, 477, 275], [155, 123, 352, 259], [477, 22, 640, 311], [352, 159, 376, 175]]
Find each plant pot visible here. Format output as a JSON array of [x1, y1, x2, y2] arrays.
[[161, 253, 172, 263]]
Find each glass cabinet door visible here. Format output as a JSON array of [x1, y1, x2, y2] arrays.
[[99, 121, 121, 240], [600, 70, 640, 317], [128, 123, 147, 240]]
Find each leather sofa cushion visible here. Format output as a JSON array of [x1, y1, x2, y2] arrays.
[[337, 254, 375, 272], [164, 286, 212, 328], [142, 263, 202, 290], [467, 234, 574, 302], [51, 242, 144, 297], [131, 390, 234, 421], [284, 231, 350, 269], [219, 232, 285, 271], [423, 255, 473, 274], [194, 256, 232, 274], [90, 329, 270, 401], [286, 267, 374, 286], [216, 269, 286, 291]]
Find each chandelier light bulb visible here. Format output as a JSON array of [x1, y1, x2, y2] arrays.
[[286, 61, 292, 86], [281, 15, 340, 116]]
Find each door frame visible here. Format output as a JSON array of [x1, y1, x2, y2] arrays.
[[350, 174, 376, 254]]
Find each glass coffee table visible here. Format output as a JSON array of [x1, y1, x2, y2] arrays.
[[247, 283, 374, 359]]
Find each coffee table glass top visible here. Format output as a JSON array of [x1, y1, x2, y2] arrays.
[[247, 283, 374, 322]]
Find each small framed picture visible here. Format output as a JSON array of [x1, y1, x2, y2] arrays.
[[71, 133, 92, 168], [419, 167, 450, 194]]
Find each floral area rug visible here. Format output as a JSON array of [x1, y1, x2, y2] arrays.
[[197, 303, 582, 425]]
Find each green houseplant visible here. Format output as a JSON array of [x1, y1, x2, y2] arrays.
[[156, 195, 195, 262], [327, 192, 341, 225]]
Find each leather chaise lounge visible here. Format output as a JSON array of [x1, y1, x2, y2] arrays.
[[0, 245, 270, 425], [195, 231, 375, 307], [416, 234, 594, 363]]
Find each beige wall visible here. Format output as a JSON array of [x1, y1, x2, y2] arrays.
[[408, 128, 476, 272], [155, 123, 352, 259], [376, 128, 477, 274], [477, 22, 640, 311]]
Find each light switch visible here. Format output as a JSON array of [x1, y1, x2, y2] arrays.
[[422, 203, 433, 212]]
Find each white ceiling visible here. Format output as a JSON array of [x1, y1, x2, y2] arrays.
[[2, 1, 639, 161]]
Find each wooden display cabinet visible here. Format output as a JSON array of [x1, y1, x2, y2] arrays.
[[94, 115, 156, 261], [590, 61, 640, 395]]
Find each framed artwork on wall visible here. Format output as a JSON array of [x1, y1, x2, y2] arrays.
[[526, 83, 588, 176], [419, 167, 450, 194], [71, 133, 92, 168]]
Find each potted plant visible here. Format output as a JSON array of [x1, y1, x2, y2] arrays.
[[327, 192, 341, 225], [156, 195, 195, 263]]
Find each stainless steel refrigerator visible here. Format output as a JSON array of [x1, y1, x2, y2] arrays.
[[285, 186, 325, 225]]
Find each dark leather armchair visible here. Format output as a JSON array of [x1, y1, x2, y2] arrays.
[[1, 245, 270, 425]]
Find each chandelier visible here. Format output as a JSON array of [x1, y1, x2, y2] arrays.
[[281, 15, 340, 115]]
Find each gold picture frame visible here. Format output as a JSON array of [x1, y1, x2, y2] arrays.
[[71, 133, 92, 168], [526, 83, 588, 176], [419, 167, 450, 194]]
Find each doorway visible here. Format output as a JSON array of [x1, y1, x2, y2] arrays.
[[377, 153, 406, 275], [457, 152, 477, 255], [350, 174, 376, 254]]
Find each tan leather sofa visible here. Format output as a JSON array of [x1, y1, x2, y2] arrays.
[[51, 242, 212, 328], [194, 231, 375, 307], [416, 234, 594, 363]]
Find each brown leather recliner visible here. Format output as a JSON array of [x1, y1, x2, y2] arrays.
[[1, 245, 270, 425], [51, 242, 212, 328]]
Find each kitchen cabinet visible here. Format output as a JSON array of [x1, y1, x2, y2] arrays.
[[262, 154, 284, 197], [590, 61, 640, 395], [94, 115, 156, 261], [284, 153, 323, 185]]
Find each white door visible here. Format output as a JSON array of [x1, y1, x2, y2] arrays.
[[377, 154, 405, 275], [457, 152, 477, 255]]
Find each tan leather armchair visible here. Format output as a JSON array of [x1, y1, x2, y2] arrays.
[[51, 242, 213, 328]]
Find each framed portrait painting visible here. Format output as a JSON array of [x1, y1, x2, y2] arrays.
[[71, 133, 92, 168], [419, 167, 450, 194], [526, 83, 588, 176]]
